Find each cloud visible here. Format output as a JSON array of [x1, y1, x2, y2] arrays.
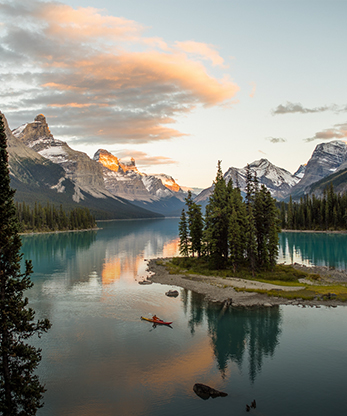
[[0, 0, 239, 145], [249, 82, 256, 98], [112, 149, 177, 166], [272, 101, 341, 115], [304, 122, 347, 142], [174, 40, 225, 67], [266, 137, 286, 143]]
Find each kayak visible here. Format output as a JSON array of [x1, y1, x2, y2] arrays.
[[141, 316, 173, 325]]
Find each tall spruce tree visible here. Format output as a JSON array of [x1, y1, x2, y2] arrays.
[[204, 161, 229, 267], [0, 114, 51, 415], [185, 191, 203, 257], [178, 209, 189, 256]]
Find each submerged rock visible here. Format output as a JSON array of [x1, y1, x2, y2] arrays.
[[193, 383, 228, 400], [165, 290, 179, 297]]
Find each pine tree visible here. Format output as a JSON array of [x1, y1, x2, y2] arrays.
[[245, 205, 257, 276], [203, 161, 229, 267], [0, 113, 51, 415], [185, 191, 203, 257], [228, 207, 242, 273], [178, 209, 189, 256]]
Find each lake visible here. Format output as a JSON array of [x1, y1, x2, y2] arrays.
[[21, 219, 347, 416]]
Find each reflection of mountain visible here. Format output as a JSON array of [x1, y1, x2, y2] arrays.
[[279, 232, 347, 269], [185, 293, 282, 382], [21, 218, 180, 289]]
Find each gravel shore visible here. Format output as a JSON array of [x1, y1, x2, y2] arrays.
[[146, 258, 347, 308]]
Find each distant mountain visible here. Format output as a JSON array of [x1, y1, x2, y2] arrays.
[[195, 141, 347, 207], [93, 149, 187, 215], [9, 112, 347, 216], [6, 113, 163, 219], [289, 141, 347, 200], [306, 167, 347, 197], [195, 158, 300, 208]]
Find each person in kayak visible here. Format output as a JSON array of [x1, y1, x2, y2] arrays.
[[152, 315, 160, 321]]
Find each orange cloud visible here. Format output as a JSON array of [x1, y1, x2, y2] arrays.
[[115, 150, 177, 166], [249, 81, 256, 98], [175, 40, 226, 67], [0, 1, 239, 144], [38, 2, 144, 43]]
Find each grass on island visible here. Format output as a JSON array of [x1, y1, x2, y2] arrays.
[[158, 257, 347, 302]]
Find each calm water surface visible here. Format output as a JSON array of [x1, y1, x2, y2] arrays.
[[21, 220, 347, 416]]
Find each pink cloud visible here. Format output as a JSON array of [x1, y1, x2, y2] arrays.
[[175, 40, 226, 67], [305, 123, 347, 142], [0, 0, 239, 144], [114, 150, 177, 166]]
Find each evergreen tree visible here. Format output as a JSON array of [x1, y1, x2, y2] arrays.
[[254, 185, 269, 268], [245, 204, 257, 276], [185, 191, 203, 257], [178, 209, 189, 256], [203, 161, 229, 267], [245, 164, 255, 209], [0, 114, 51, 415], [280, 201, 286, 229], [228, 207, 242, 273], [287, 196, 293, 229]]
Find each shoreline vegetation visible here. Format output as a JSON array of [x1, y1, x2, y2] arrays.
[[19, 227, 101, 236], [160, 164, 347, 308], [16, 202, 97, 234], [147, 258, 347, 308]]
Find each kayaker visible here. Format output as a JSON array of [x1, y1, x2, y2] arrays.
[[152, 315, 159, 321]]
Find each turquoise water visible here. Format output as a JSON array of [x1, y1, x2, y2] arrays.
[[279, 231, 347, 269], [20, 220, 347, 416]]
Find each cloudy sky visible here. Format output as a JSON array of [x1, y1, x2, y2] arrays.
[[1, 0, 347, 188]]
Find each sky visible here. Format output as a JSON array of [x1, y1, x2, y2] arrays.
[[1, 0, 347, 189]]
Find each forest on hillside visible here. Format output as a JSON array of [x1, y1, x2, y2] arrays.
[[279, 184, 347, 231], [16, 202, 96, 233]]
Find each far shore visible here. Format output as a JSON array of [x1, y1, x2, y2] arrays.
[[19, 227, 101, 236], [282, 229, 347, 234], [146, 258, 347, 308]]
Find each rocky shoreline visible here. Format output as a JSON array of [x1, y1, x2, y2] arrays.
[[146, 258, 347, 308]]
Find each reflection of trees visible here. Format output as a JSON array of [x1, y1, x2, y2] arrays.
[[279, 232, 347, 269], [187, 292, 206, 335], [185, 294, 282, 381], [245, 308, 282, 382], [20, 219, 181, 288], [21, 231, 97, 269]]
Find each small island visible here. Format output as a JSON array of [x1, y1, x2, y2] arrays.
[[147, 258, 347, 308], [147, 163, 347, 308]]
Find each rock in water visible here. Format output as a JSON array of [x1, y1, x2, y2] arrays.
[[193, 383, 228, 400], [165, 290, 179, 297]]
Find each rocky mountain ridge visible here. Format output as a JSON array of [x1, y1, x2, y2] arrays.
[[6, 112, 347, 217], [289, 140, 347, 199], [195, 140, 347, 207], [10, 114, 187, 215]]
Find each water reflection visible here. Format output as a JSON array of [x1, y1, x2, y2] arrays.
[[279, 231, 347, 269], [21, 219, 180, 289], [20, 221, 347, 416], [184, 291, 282, 382]]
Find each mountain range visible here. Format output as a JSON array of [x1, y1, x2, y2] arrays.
[[4, 111, 347, 219], [195, 140, 347, 209], [4, 112, 189, 218]]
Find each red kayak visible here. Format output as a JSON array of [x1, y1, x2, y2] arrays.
[[141, 316, 173, 325]]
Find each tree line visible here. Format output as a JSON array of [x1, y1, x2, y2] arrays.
[[179, 162, 280, 273], [279, 183, 347, 231], [15, 201, 96, 232], [1, 114, 51, 415]]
